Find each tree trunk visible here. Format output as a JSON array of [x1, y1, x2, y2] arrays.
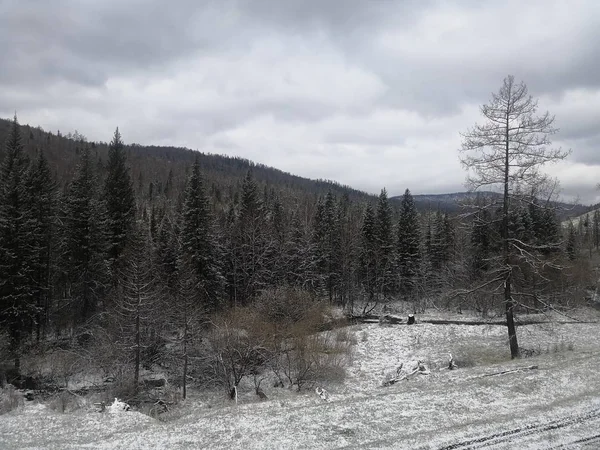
[[182, 309, 188, 400], [134, 304, 140, 394], [504, 106, 519, 359]]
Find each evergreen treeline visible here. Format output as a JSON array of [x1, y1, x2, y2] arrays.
[[0, 116, 591, 389]]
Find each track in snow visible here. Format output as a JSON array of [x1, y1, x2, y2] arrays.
[[439, 406, 600, 449]]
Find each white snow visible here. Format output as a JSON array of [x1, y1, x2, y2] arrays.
[[107, 398, 130, 414], [2, 312, 600, 449]]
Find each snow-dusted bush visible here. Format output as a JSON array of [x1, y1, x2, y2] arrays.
[[203, 307, 274, 391], [199, 287, 352, 394]]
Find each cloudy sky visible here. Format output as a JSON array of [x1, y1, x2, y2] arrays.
[[1, 0, 599, 203]]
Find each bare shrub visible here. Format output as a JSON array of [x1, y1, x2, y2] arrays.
[[197, 287, 351, 395], [334, 328, 357, 345], [276, 329, 352, 390], [254, 286, 325, 327], [47, 349, 90, 388], [203, 307, 273, 391], [47, 390, 85, 413], [0, 385, 23, 414]]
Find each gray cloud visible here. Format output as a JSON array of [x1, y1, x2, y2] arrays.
[[1, 0, 599, 203]]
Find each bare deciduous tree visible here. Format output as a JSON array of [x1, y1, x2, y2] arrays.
[[459, 75, 570, 358]]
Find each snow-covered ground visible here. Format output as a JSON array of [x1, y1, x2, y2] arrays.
[[2, 315, 600, 449]]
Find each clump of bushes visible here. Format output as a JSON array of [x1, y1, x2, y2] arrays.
[[202, 286, 353, 393]]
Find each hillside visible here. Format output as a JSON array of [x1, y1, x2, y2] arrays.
[[1, 117, 591, 219], [0, 118, 376, 211], [405, 192, 590, 219], [563, 207, 600, 228]]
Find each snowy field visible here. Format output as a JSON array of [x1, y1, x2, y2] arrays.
[[2, 313, 600, 449]]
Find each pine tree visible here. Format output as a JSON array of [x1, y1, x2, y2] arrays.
[[103, 128, 136, 276], [396, 189, 421, 298], [180, 158, 223, 313], [0, 116, 34, 371]]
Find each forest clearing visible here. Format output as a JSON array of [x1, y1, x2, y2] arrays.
[[2, 308, 600, 449]]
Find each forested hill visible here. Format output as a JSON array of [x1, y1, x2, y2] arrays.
[[0, 118, 375, 210], [0, 118, 589, 218], [405, 192, 590, 219]]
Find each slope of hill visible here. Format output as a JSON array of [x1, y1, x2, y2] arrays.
[[0, 118, 376, 209]]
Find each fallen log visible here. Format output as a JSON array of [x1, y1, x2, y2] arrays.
[[347, 315, 594, 326], [480, 365, 539, 378]]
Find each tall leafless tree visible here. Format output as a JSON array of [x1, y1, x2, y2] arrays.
[[459, 75, 570, 358]]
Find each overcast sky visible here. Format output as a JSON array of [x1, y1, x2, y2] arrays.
[[1, 0, 599, 203]]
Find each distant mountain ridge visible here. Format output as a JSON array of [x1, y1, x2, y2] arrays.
[[0, 117, 591, 220], [401, 191, 590, 219]]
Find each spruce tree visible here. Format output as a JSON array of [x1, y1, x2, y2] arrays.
[[285, 211, 319, 289], [359, 203, 377, 303], [180, 158, 223, 313], [23, 151, 57, 339], [313, 191, 341, 303], [234, 170, 269, 305], [61, 147, 107, 323], [0, 116, 34, 371], [375, 189, 394, 295], [103, 128, 136, 276], [396, 189, 421, 298]]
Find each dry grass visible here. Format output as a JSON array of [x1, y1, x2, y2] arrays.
[[47, 390, 86, 413], [0, 385, 23, 415]]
